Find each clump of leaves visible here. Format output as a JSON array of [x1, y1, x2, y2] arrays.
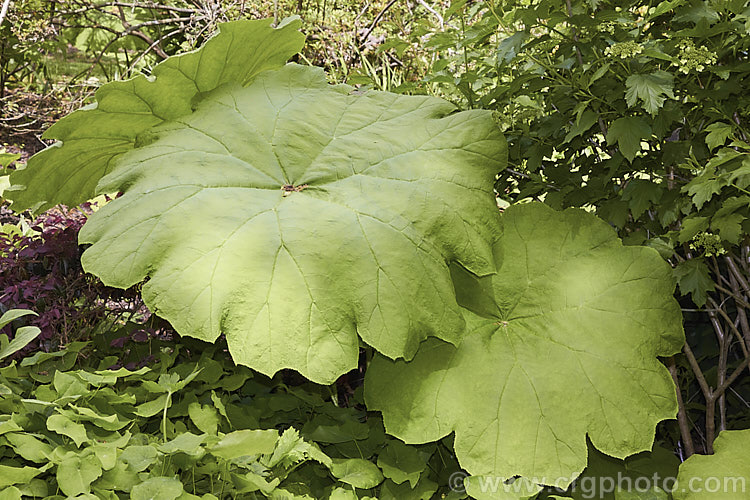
[[0, 332, 458, 498]]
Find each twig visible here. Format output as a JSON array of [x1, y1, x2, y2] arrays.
[[116, 5, 170, 59], [682, 341, 713, 452], [417, 0, 443, 28], [714, 357, 750, 399], [358, 0, 398, 49], [126, 27, 182, 74], [354, 2, 369, 24], [683, 342, 712, 396], [505, 167, 561, 191], [668, 357, 695, 457]]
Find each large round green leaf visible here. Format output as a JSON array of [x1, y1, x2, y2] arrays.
[[6, 18, 304, 212], [365, 203, 683, 487], [78, 64, 505, 384], [673, 429, 750, 499]]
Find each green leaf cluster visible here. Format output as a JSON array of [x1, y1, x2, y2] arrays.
[[0, 332, 460, 499]]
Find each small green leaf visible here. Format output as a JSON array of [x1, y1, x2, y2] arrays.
[[66, 405, 128, 431], [76, 366, 150, 387], [96, 462, 140, 492], [0, 151, 21, 168], [497, 32, 529, 63], [0, 465, 42, 489], [710, 197, 750, 244], [4, 432, 53, 462], [329, 488, 358, 500], [705, 123, 734, 150], [232, 471, 280, 494], [54, 370, 88, 400], [597, 199, 630, 228], [0, 309, 37, 330], [711, 213, 744, 244], [120, 445, 159, 472], [159, 368, 202, 393], [673, 259, 715, 307], [648, 0, 682, 19], [683, 171, 728, 210], [210, 429, 278, 460], [678, 217, 709, 244], [188, 403, 219, 435], [0, 415, 22, 435], [264, 427, 332, 469], [625, 72, 675, 115], [331, 458, 384, 489], [14, 479, 47, 498], [56, 456, 102, 496], [158, 432, 207, 456], [130, 477, 184, 500], [303, 415, 369, 444], [622, 180, 662, 219], [377, 441, 427, 487], [563, 110, 598, 144], [210, 391, 229, 422], [588, 63, 611, 87], [646, 238, 674, 260], [135, 393, 171, 417], [607, 117, 652, 162], [91, 443, 118, 470], [47, 414, 88, 447], [379, 478, 438, 500], [0, 486, 22, 500], [0, 326, 40, 361]]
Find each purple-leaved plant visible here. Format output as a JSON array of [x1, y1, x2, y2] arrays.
[[0, 203, 144, 351]]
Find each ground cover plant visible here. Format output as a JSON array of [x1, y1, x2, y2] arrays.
[[0, 321, 465, 498], [1, 10, 744, 500]]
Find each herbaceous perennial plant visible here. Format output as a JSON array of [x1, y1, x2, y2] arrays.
[[4, 16, 713, 499]]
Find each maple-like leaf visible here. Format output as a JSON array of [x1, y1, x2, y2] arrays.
[[673, 258, 715, 307], [366, 203, 683, 487], [77, 64, 505, 384], [704, 122, 734, 150], [625, 72, 675, 115], [622, 179, 663, 219], [607, 117, 652, 162]]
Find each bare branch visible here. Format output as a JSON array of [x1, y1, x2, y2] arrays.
[[683, 342, 712, 399], [359, 0, 398, 49], [417, 0, 443, 28], [668, 357, 695, 457]]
